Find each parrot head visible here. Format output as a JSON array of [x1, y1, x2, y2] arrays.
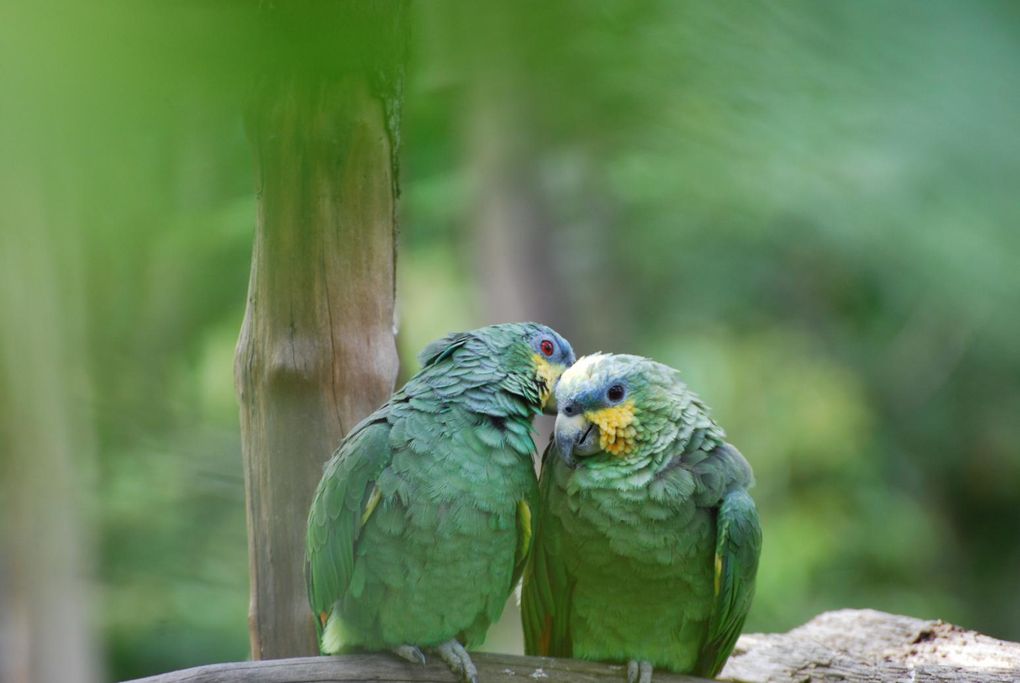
[[421, 322, 575, 414], [514, 322, 576, 413], [553, 353, 678, 468]]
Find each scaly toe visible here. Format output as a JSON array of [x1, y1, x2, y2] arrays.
[[627, 660, 639, 683], [638, 660, 653, 683], [436, 640, 478, 683], [393, 644, 427, 666]]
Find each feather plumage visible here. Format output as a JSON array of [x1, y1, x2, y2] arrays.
[[522, 354, 761, 677], [307, 323, 574, 654]]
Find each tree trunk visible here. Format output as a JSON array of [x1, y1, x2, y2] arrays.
[[235, 3, 406, 659], [0, 177, 101, 683]]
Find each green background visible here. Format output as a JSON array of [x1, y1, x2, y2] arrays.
[[2, 2, 1018, 680]]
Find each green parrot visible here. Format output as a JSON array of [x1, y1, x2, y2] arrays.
[[306, 322, 575, 683], [522, 353, 761, 682]]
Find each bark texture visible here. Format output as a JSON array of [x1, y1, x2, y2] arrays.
[[236, 2, 406, 656], [721, 609, 1020, 682], [123, 652, 711, 683]]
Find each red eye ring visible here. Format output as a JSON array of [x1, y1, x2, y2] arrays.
[[540, 339, 555, 357]]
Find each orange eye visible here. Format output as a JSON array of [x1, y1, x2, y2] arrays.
[[540, 339, 555, 357]]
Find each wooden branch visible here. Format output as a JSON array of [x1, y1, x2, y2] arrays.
[[123, 652, 711, 683], [721, 608, 1020, 682], [125, 610, 1020, 683]]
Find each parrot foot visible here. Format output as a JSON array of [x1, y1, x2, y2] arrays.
[[393, 645, 427, 666], [436, 639, 478, 683], [626, 660, 653, 683]]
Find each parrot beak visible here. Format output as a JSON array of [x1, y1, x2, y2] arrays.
[[541, 363, 571, 415], [554, 411, 601, 469]]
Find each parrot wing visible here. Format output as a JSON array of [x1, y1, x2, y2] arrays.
[[305, 418, 391, 644], [511, 487, 537, 590], [521, 443, 574, 658], [696, 486, 762, 677]]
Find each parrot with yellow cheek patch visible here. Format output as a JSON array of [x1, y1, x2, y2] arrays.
[[522, 353, 761, 682], [307, 323, 574, 683]]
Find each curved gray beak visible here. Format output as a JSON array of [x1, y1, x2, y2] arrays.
[[554, 413, 601, 469]]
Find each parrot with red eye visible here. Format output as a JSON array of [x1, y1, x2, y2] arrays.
[[522, 353, 761, 682], [306, 322, 575, 683]]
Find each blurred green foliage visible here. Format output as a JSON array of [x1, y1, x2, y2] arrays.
[[3, 1, 1019, 680]]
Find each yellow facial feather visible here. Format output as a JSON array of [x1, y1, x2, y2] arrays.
[[532, 354, 565, 409], [585, 401, 638, 456]]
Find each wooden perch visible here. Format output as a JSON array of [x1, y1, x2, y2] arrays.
[[125, 610, 1019, 683], [123, 652, 711, 683]]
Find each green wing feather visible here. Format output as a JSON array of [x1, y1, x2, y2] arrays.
[[696, 487, 762, 677], [521, 443, 574, 658], [305, 419, 391, 646], [417, 331, 472, 368]]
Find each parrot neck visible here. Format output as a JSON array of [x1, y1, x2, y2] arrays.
[[564, 414, 725, 493]]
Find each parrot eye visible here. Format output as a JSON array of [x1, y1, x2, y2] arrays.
[[540, 339, 555, 357], [607, 384, 625, 402]]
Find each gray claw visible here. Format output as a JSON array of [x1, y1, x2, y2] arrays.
[[436, 639, 478, 683], [393, 644, 427, 666], [626, 660, 653, 683]]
